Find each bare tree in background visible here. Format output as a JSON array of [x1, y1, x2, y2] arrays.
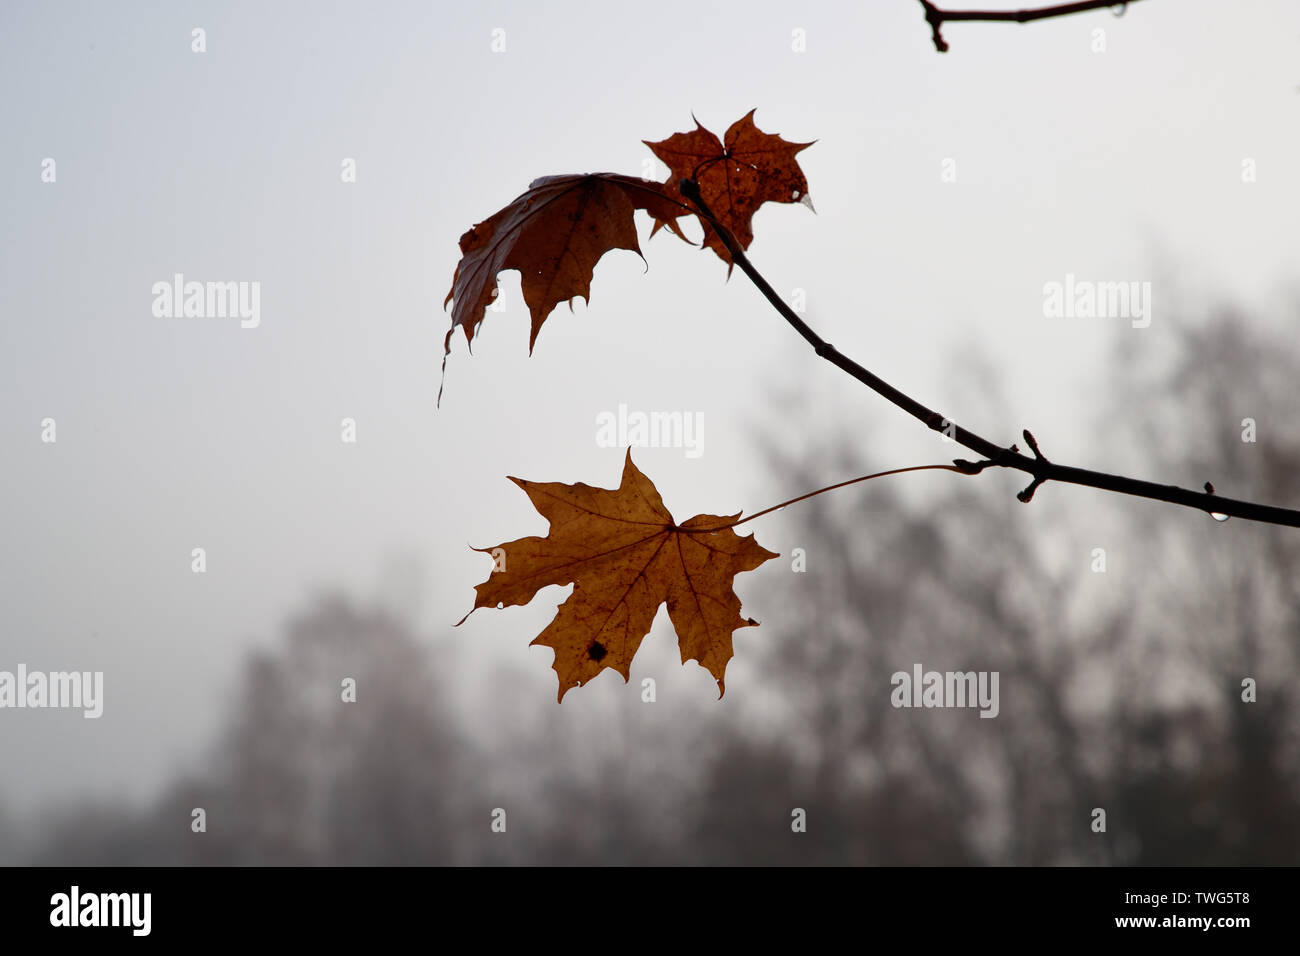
[[20, 299, 1300, 866], [698, 301, 1300, 865]]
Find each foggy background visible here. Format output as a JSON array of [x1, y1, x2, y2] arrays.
[[2, 0, 1298, 864]]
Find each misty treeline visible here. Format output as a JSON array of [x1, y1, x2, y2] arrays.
[[6, 300, 1300, 866]]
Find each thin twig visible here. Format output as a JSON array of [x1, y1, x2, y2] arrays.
[[918, 0, 1144, 53], [678, 178, 1300, 529]]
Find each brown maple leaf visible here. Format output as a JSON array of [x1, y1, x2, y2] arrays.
[[644, 109, 815, 270], [442, 173, 689, 361], [458, 450, 779, 701]]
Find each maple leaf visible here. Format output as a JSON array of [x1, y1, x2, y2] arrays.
[[458, 450, 779, 701], [644, 109, 815, 270], [442, 173, 689, 361]]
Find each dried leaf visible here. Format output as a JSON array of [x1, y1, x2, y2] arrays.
[[645, 109, 814, 269], [443, 173, 689, 358], [459, 451, 778, 701]]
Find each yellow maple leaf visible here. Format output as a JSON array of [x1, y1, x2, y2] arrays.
[[459, 450, 779, 701]]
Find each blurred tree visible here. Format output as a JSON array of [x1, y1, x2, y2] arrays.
[[24, 594, 472, 865], [21, 302, 1300, 866], [703, 303, 1300, 865]]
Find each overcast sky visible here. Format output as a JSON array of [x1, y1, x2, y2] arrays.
[[2, 0, 1298, 813]]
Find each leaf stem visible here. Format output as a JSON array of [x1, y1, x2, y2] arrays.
[[686, 464, 967, 533]]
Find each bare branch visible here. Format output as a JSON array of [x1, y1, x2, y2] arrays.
[[678, 177, 1300, 528], [918, 0, 1146, 53]]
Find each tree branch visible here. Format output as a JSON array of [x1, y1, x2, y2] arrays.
[[678, 178, 1300, 528], [918, 0, 1145, 53]]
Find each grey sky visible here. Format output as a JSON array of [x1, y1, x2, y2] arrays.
[[2, 0, 1298, 813]]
